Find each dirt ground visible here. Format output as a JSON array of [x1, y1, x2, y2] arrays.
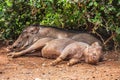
[[0, 45, 120, 80]]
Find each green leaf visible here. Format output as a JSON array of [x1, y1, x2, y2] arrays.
[[5, 1, 13, 7], [100, 6, 105, 10], [116, 27, 120, 34], [94, 2, 98, 7], [89, 2, 93, 6]]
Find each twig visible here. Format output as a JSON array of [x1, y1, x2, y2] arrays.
[[92, 23, 105, 44], [104, 32, 116, 45], [94, 30, 105, 44]]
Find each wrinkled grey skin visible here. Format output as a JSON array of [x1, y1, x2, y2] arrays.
[[43, 41, 102, 66], [8, 25, 101, 52]]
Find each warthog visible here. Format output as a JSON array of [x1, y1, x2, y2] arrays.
[[8, 25, 102, 52], [42, 41, 102, 66]]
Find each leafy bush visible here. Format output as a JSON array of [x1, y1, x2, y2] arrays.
[[0, 0, 120, 49]]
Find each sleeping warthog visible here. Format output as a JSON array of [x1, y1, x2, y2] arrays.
[[8, 25, 101, 52], [8, 38, 102, 65], [42, 41, 102, 66]]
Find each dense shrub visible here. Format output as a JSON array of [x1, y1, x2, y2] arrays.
[[0, 0, 120, 49]]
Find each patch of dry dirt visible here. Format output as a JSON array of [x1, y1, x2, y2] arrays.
[[0, 46, 120, 80]]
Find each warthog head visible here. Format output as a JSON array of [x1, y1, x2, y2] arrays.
[[10, 26, 40, 51], [84, 42, 102, 65]]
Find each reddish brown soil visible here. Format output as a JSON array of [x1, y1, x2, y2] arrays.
[[0, 45, 120, 80]]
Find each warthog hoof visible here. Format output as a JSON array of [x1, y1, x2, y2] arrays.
[[7, 52, 20, 58]]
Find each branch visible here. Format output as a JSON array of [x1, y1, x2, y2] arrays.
[[94, 30, 105, 44], [104, 32, 116, 45]]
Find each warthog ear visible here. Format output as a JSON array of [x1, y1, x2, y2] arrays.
[[91, 42, 100, 47], [31, 27, 39, 34]]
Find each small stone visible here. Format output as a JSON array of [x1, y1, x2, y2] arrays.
[[42, 63, 47, 67], [35, 78, 42, 80]]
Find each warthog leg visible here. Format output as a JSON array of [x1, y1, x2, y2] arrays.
[[67, 58, 80, 66], [8, 38, 53, 58], [50, 50, 70, 66], [50, 53, 80, 66]]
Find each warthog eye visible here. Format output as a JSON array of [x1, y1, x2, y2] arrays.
[[31, 31, 34, 34], [31, 29, 38, 34], [31, 30, 33, 32], [13, 46, 17, 49], [26, 35, 29, 38]]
